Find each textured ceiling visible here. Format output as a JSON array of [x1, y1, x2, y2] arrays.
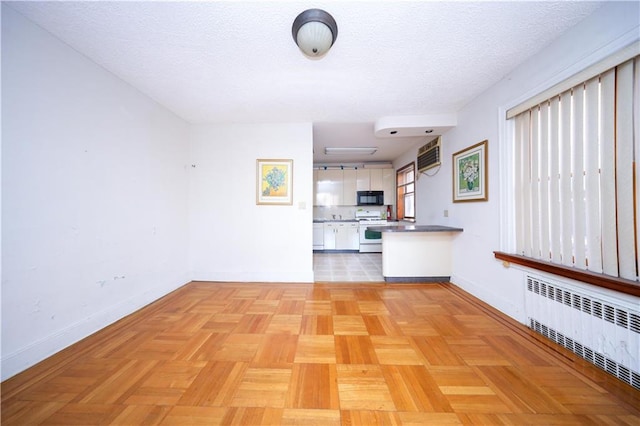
[[7, 1, 603, 163]]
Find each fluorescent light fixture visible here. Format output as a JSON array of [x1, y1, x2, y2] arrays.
[[325, 147, 377, 155]]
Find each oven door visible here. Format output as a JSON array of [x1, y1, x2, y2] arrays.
[[359, 223, 383, 252]]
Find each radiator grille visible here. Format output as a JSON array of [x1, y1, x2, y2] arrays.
[[526, 275, 639, 390], [529, 318, 640, 390]]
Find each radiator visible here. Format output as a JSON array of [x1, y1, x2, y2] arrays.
[[525, 274, 639, 390]]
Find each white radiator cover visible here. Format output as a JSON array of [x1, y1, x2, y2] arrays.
[[525, 273, 639, 390]]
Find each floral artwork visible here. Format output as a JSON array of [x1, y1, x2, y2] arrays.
[[452, 140, 488, 202], [262, 165, 287, 196], [460, 154, 480, 191], [256, 159, 293, 205]]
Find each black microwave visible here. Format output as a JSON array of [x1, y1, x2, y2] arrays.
[[357, 191, 384, 206]]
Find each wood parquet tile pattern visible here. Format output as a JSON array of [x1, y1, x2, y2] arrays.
[[3, 282, 639, 425]]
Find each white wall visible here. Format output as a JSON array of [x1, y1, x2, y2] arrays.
[[400, 1, 640, 322], [3, 0, 636, 381], [1, 6, 190, 380], [189, 123, 314, 283]]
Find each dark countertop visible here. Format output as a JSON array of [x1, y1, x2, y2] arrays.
[[366, 225, 464, 233], [313, 219, 359, 223]]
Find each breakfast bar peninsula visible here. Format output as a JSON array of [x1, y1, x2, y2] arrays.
[[366, 225, 463, 282]]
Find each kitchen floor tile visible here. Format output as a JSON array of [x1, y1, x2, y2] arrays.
[[313, 253, 383, 283]]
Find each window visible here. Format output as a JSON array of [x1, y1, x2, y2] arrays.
[[396, 162, 415, 221], [509, 53, 639, 282]]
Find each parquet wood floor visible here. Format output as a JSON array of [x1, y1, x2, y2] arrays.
[[2, 281, 639, 425]]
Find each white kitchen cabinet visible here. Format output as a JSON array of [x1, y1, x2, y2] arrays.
[[323, 222, 337, 249], [313, 223, 324, 250], [316, 169, 343, 206], [314, 167, 395, 206], [355, 168, 395, 205], [369, 169, 384, 191], [336, 222, 359, 250], [314, 169, 356, 206], [382, 168, 396, 205], [323, 222, 359, 250], [356, 169, 370, 191], [343, 169, 357, 206]]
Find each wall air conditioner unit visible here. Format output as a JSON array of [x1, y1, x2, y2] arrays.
[[417, 136, 441, 173]]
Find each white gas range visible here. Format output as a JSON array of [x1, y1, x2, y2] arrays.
[[356, 210, 391, 253]]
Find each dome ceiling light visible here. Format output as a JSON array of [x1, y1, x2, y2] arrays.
[[292, 9, 338, 59]]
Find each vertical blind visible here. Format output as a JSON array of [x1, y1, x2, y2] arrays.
[[512, 56, 639, 282]]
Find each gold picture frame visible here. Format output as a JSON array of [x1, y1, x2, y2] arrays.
[[452, 140, 488, 202], [256, 159, 293, 205]]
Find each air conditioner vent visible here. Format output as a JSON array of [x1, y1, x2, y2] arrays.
[[417, 136, 441, 172]]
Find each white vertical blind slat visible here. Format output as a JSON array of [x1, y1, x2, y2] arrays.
[[539, 102, 551, 260], [635, 57, 640, 280], [584, 77, 603, 273], [549, 96, 562, 263], [559, 90, 574, 266], [521, 112, 533, 257], [615, 59, 637, 280], [514, 113, 525, 255], [600, 69, 618, 276], [530, 108, 542, 259], [572, 85, 587, 270]]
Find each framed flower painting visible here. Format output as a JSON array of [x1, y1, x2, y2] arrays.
[[256, 159, 293, 205], [452, 140, 488, 202]]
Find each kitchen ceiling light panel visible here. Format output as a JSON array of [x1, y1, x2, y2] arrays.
[[325, 147, 377, 155]]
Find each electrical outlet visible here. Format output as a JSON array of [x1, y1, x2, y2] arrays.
[[443, 209, 449, 217]]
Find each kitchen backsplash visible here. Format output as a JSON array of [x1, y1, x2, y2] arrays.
[[313, 205, 391, 221]]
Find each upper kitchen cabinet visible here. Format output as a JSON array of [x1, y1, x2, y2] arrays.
[[356, 169, 370, 191], [356, 168, 387, 191], [315, 169, 343, 206], [370, 169, 383, 190], [356, 168, 395, 203], [314, 166, 395, 206], [343, 169, 357, 205], [382, 168, 395, 205]]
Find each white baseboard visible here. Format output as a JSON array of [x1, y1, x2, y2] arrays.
[[450, 273, 526, 324], [191, 269, 315, 283], [1, 277, 188, 381]]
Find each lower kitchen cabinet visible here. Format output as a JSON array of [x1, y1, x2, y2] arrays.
[[313, 223, 324, 250], [323, 222, 359, 250], [323, 223, 337, 250]]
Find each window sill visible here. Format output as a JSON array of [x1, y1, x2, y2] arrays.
[[493, 251, 640, 297]]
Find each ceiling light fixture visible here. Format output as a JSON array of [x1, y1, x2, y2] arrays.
[[292, 9, 338, 58], [325, 147, 377, 155]]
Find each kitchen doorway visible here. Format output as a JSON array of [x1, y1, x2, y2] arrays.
[[313, 252, 384, 282]]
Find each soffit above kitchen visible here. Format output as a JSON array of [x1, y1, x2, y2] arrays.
[[7, 1, 604, 163]]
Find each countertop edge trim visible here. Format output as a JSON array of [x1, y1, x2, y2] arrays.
[[367, 225, 464, 233]]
